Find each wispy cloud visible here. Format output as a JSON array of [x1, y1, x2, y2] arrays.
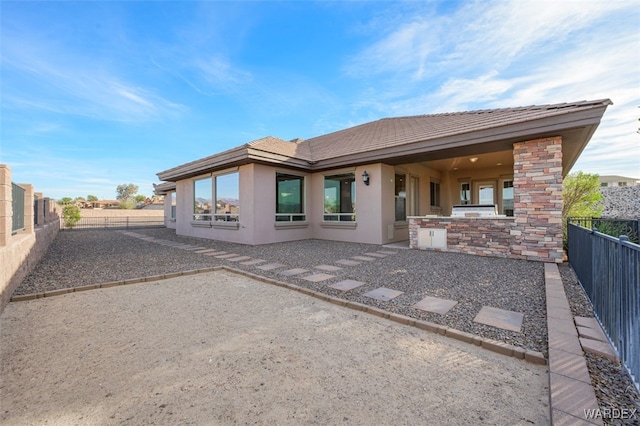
[[1, 32, 186, 123], [342, 0, 640, 176]]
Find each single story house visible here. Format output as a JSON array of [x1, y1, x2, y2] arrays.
[[155, 99, 611, 263]]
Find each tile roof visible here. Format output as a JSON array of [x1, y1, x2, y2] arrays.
[[303, 100, 612, 162], [157, 99, 611, 181]]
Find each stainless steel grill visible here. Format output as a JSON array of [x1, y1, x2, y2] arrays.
[[450, 204, 499, 218]]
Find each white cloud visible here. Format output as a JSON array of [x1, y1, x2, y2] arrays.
[[342, 0, 640, 177], [1, 34, 186, 123]]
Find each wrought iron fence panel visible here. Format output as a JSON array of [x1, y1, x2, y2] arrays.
[[61, 216, 164, 230], [568, 222, 640, 392], [11, 183, 25, 234]]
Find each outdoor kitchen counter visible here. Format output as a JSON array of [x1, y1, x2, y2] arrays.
[[408, 215, 518, 259]]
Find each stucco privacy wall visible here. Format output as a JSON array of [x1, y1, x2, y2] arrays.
[[1, 164, 60, 314], [410, 137, 564, 263]]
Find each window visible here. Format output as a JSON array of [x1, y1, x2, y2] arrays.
[[193, 178, 213, 221], [276, 173, 305, 221], [170, 192, 176, 219], [324, 173, 356, 221], [192, 172, 239, 222], [460, 182, 470, 205], [502, 180, 514, 216], [430, 180, 440, 208], [395, 173, 406, 221], [214, 172, 239, 222], [620, 182, 628, 187]]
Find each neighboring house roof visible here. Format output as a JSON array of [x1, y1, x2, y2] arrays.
[[599, 175, 640, 184], [157, 99, 612, 182]]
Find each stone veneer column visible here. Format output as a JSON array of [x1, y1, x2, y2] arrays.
[[512, 137, 564, 262]]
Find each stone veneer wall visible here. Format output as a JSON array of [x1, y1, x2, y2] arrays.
[[409, 136, 564, 263]]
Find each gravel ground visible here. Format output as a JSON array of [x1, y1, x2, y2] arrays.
[[15, 228, 547, 355], [560, 264, 640, 425]]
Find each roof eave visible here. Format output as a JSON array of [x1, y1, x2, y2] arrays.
[[309, 103, 609, 172]]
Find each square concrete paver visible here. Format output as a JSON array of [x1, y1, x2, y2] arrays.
[[227, 256, 252, 262], [256, 263, 286, 271], [352, 256, 376, 261], [194, 249, 217, 254], [412, 296, 458, 315], [203, 251, 226, 256], [278, 268, 309, 277], [364, 287, 404, 302], [377, 250, 397, 255], [473, 306, 524, 332], [329, 280, 366, 291], [240, 259, 267, 266], [363, 252, 387, 258], [336, 259, 360, 266], [314, 265, 343, 272], [302, 273, 335, 283], [216, 253, 241, 259]]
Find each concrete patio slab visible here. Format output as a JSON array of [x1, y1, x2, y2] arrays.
[[364, 287, 404, 302], [473, 306, 524, 332], [412, 296, 458, 315], [329, 280, 366, 292]]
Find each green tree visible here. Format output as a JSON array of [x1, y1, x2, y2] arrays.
[[62, 204, 81, 228], [87, 195, 98, 202], [116, 183, 139, 209], [134, 194, 146, 203], [57, 197, 73, 206], [562, 171, 603, 221]]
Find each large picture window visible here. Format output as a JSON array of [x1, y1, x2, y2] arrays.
[[395, 173, 406, 222], [193, 178, 213, 221], [276, 173, 305, 222], [324, 173, 356, 221], [192, 172, 239, 222], [214, 172, 239, 221]]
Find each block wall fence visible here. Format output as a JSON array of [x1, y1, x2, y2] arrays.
[[0, 164, 60, 314]]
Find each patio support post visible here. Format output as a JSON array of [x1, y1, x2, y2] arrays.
[[512, 136, 564, 262]]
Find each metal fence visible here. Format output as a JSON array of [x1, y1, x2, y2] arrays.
[[61, 216, 165, 230], [568, 222, 640, 393], [569, 217, 639, 244], [11, 183, 25, 234]]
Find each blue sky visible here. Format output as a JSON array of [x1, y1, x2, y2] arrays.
[[1, 0, 639, 200]]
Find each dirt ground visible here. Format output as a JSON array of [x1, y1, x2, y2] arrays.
[[0, 270, 550, 425]]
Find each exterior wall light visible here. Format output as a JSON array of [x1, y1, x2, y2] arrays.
[[362, 170, 370, 186]]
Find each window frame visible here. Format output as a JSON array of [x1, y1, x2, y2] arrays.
[[395, 172, 407, 222], [323, 172, 356, 222], [430, 179, 441, 210], [275, 172, 306, 222]]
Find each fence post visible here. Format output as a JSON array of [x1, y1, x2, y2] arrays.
[[18, 184, 34, 234], [0, 165, 11, 246]]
